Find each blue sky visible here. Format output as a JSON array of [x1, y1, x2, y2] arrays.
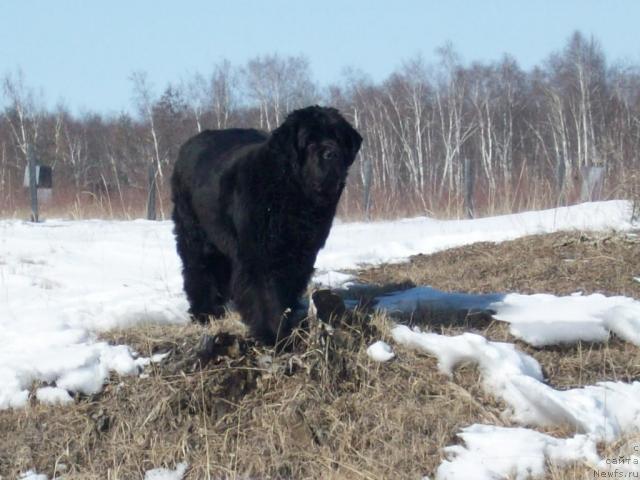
[[1, 0, 638, 115]]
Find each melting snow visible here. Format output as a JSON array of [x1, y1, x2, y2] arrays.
[[19, 472, 48, 480], [316, 200, 635, 271], [391, 325, 640, 477], [377, 287, 640, 347], [436, 425, 599, 480], [366, 340, 395, 362], [1, 200, 637, 477], [144, 462, 189, 480]]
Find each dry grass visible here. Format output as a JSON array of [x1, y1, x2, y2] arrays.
[[1, 315, 475, 479], [358, 230, 640, 298], [2, 230, 640, 479]]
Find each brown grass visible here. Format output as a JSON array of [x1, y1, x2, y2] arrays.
[[358, 230, 640, 298], [1, 230, 639, 479]]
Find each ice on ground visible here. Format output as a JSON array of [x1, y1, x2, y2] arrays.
[[376, 286, 503, 316], [377, 287, 640, 347], [367, 340, 395, 362], [144, 462, 188, 480], [436, 425, 599, 480]]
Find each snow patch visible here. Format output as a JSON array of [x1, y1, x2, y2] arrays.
[[35, 386, 73, 405], [436, 425, 599, 480], [313, 270, 354, 288], [493, 292, 640, 347], [0, 219, 188, 409], [391, 325, 640, 477], [19, 471, 48, 480], [316, 200, 635, 273], [377, 287, 640, 347], [367, 340, 395, 362], [392, 325, 640, 440], [144, 462, 188, 480]]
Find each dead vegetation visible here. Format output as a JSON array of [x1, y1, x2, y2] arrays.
[[358, 230, 640, 298], [1, 230, 639, 479]]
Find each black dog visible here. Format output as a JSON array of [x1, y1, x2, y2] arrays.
[[171, 106, 362, 344]]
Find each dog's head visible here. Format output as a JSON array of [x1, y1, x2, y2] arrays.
[[269, 106, 362, 202]]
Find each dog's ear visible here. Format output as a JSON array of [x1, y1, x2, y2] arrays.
[[269, 119, 296, 160], [269, 112, 307, 164]]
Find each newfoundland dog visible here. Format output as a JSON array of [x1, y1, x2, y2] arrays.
[[171, 106, 362, 344]]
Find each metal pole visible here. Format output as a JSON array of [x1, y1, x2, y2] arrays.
[[27, 144, 38, 222]]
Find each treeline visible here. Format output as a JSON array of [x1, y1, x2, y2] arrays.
[[1, 31, 639, 220]]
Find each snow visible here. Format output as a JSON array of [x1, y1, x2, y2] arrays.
[[312, 270, 354, 288], [3, 201, 631, 409], [144, 462, 188, 480], [0, 220, 187, 409], [316, 200, 635, 271], [0, 200, 637, 477], [392, 325, 640, 440], [392, 325, 640, 477], [366, 340, 395, 362], [19, 471, 48, 480], [35, 386, 73, 405], [436, 425, 599, 480]]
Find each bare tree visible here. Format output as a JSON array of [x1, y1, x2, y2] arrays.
[[2, 70, 43, 161], [243, 54, 317, 130], [130, 71, 164, 219], [211, 60, 237, 129], [2, 35, 640, 220]]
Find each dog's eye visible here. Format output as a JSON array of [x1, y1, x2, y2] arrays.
[[322, 149, 338, 161]]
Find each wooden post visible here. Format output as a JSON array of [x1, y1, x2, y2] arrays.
[[146, 163, 157, 220], [27, 145, 38, 222], [464, 156, 475, 219]]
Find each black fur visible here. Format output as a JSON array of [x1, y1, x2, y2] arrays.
[[171, 106, 362, 344]]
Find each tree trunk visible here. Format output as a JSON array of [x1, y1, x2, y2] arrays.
[[146, 163, 157, 221]]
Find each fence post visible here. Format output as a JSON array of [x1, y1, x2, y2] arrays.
[[464, 156, 475, 219], [27, 145, 39, 222]]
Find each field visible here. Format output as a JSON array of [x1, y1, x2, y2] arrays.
[[1, 202, 639, 479]]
